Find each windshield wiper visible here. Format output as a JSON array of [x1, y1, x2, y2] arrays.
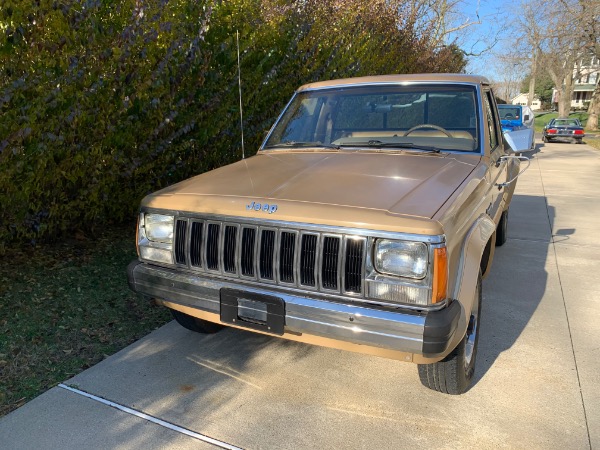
[[263, 141, 341, 150], [338, 140, 441, 153]]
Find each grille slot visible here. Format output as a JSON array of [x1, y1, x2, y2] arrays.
[[223, 225, 237, 273], [241, 228, 256, 277], [175, 219, 187, 265], [171, 216, 367, 299], [300, 234, 318, 287], [344, 239, 364, 293], [279, 232, 296, 283], [259, 229, 276, 279], [190, 222, 203, 267], [322, 236, 340, 290], [206, 223, 220, 270]]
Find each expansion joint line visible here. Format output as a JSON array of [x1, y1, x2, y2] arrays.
[[58, 384, 243, 450], [537, 154, 592, 450]]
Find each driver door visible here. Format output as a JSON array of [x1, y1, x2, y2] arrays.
[[483, 90, 508, 223]]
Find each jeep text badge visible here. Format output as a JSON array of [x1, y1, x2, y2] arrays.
[[246, 201, 278, 214]]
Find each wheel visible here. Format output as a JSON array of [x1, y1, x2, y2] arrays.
[[403, 124, 453, 138], [575, 139, 582, 144], [418, 271, 482, 395], [495, 209, 509, 246], [170, 308, 224, 333], [542, 136, 548, 143]]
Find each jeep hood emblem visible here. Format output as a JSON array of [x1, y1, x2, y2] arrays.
[[247, 201, 278, 214]]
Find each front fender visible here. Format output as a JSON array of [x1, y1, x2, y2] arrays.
[[448, 214, 495, 348]]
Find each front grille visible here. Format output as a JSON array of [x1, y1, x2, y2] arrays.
[[174, 219, 188, 265], [206, 223, 220, 270], [173, 217, 366, 296], [300, 234, 318, 287], [322, 237, 340, 290], [223, 225, 237, 274], [190, 222, 203, 267], [259, 229, 276, 280], [279, 232, 296, 283], [241, 228, 256, 277], [344, 238, 364, 293]]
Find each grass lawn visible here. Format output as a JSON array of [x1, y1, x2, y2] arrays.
[[586, 136, 600, 150], [0, 226, 171, 417]]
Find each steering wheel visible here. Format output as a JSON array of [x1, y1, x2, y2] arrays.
[[505, 113, 514, 119], [403, 124, 453, 138]]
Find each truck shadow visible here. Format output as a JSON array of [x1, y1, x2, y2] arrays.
[[516, 141, 543, 160], [473, 194, 556, 385]]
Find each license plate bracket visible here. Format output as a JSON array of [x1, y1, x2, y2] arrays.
[[220, 289, 285, 335]]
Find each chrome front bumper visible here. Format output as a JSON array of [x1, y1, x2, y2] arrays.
[[127, 261, 460, 357]]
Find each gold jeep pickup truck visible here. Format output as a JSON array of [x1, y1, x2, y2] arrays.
[[127, 74, 526, 394]]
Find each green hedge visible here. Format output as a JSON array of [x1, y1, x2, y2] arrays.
[[0, 0, 466, 247]]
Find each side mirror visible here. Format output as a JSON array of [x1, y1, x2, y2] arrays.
[[524, 114, 530, 121], [503, 129, 533, 153], [503, 132, 518, 153]]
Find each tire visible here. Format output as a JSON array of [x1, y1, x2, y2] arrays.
[[418, 271, 482, 395], [495, 209, 509, 247], [170, 308, 224, 333], [575, 139, 582, 144], [542, 136, 547, 143]]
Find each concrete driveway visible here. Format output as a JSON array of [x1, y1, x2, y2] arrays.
[[1, 140, 599, 449]]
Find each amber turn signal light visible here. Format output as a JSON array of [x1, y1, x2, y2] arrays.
[[432, 247, 448, 304]]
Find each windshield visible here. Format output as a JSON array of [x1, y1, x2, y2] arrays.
[[498, 106, 521, 121], [263, 84, 480, 152], [554, 119, 579, 127]]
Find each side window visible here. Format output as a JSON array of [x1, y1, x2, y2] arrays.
[[483, 91, 500, 150]]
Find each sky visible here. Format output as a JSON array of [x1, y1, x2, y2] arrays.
[[449, 0, 514, 79]]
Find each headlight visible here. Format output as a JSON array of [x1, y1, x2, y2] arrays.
[[145, 214, 174, 243], [374, 240, 428, 279], [138, 213, 174, 265]]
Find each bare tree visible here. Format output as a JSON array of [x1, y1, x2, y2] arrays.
[[490, 52, 527, 102], [577, 0, 600, 130], [587, 73, 600, 132], [540, 0, 597, 119], [505, 0, 598, 123], [400, 0, 503, 55], [544, 10, 583, 117], [515, 0, 548, 106]]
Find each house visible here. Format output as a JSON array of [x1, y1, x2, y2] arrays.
[[552, 54, 599, 110], [511, 93, 542, 110]]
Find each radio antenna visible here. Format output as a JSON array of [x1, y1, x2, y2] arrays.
[[236, 30, 245, 159]]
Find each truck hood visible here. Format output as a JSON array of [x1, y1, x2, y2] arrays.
[[144, 151, 479, 233]]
